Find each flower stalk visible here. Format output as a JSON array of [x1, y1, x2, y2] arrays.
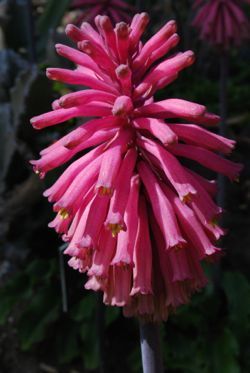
[[140, 321, 164, 373]]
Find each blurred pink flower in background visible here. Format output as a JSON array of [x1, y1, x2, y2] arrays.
[[30, 13, 242, 321], [193, 0, 250, 48], [69, 0, 133, 25]]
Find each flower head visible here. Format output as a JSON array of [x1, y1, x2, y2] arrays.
[[193, 0, 250, 48], [69, 0, 133, 25], [31, 13, 242, 321]]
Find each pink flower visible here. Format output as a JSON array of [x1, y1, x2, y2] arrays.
[[30, 13, 242, 321], [69, 0, 133, 26], [192, 0, 250, 48]]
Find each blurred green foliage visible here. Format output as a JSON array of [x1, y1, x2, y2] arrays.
[[163, 269, 250, 373], [0, 259, 103, 370], [1, 261, 250, 372]]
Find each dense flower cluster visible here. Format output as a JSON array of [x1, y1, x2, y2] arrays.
[[70, 0, 133, 25], [30, 13, 242, 321], [193, 0, 250, 48]]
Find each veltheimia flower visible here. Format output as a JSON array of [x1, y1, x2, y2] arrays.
[[30, 13, 242, 321], [193, 0, 250, 48], [70, 0, 133, 25]]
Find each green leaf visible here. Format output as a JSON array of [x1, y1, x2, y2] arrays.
[[19, 304, 59, 350], [70, 294, 95, 322], [0, 297, 17, 325], [80, 323, 99, 370], [26, 259, 57, 286], [105, 307, 121, 326], [223, 272, 250, 333], [18, 286, 60, 350], [1, 273, 29, 298], [105, 306, 120, 327], [213, 328, 240, 373], [56, 323, 80, 364], [75, 303, 100, 370], [164, 329, 209, 373]]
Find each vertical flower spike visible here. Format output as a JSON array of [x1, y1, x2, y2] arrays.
[[31, 13, 242, 321], [192, 0, 250, 48], [69, 0, 134, 26]]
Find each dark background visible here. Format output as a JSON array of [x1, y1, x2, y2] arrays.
[[0, 0, 250, 372]]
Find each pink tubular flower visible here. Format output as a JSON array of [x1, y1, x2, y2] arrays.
[[69, 0, 133, 26], [30, 13, 243, 321], [192, 0, 250, 48]]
